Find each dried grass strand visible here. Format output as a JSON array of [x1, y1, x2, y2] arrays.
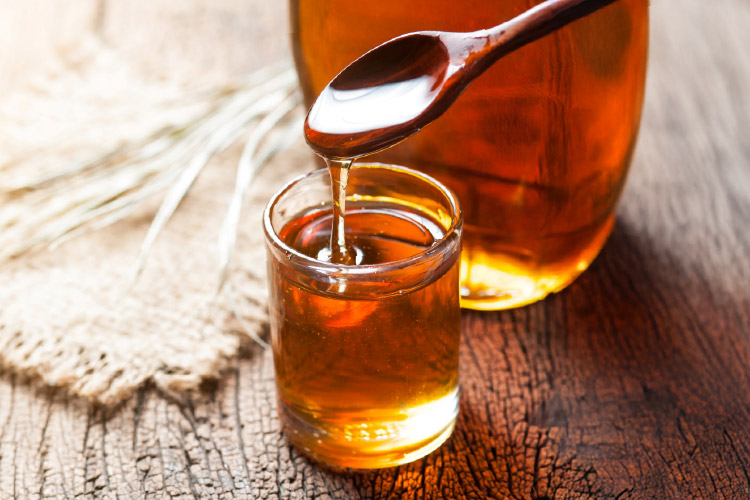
[[0, 63, 300, 266], [131, 72, 298, 281], [216, 91, 302, 293]]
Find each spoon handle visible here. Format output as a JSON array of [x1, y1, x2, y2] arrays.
[[463, 0, 618, 75]]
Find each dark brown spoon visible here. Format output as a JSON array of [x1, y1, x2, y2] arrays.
[[304, 0, 617, 159]]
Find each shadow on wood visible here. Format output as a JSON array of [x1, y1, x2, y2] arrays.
[[296, 216, 750, 498]]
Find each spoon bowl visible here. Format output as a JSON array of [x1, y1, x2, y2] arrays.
[[305, 34, 452, 158]]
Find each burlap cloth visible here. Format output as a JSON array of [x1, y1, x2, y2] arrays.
[[0, 143, 312, 405], [0, 0, 313, 404]]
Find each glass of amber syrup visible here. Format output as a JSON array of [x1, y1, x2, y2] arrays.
[[263, 163, 462, 469]]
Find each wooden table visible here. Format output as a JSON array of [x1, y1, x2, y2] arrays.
[[2, 0, 749, 498]]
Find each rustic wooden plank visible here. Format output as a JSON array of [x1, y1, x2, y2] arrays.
[[1, 0, 750, 498]]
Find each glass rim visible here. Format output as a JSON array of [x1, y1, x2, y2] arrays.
[[262, 162, 462, 277]]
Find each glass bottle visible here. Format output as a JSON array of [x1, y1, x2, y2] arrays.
[[290, 0, 648, 310]]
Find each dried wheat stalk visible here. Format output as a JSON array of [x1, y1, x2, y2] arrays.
[[0, 59, 305, 346]]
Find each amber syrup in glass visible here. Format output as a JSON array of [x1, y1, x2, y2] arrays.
[[268, 173, 461, 469]]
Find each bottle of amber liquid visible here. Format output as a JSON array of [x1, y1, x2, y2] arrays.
[[290, 0, 648, 310]]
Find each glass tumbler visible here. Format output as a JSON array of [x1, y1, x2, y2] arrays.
[[263, 163, 462, 469]]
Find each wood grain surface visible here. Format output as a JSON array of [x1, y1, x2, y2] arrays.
[[1, 0, 750, 498]]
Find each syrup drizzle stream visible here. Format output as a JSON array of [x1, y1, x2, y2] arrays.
[[327, 158, 355, 265]]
